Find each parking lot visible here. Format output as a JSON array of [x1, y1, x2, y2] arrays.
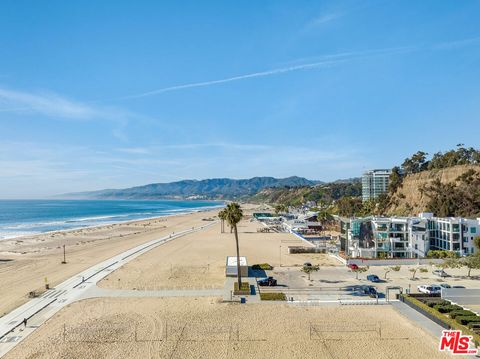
[[256, 258, 480, 301]]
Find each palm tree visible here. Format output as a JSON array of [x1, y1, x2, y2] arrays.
[[317, 209, 333, 236], [218, 209, 227, 233], [224, 202, 244, 288]]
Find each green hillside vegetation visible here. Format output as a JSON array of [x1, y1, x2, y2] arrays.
[[249, 180, 361, 207], [64, 176, 318, 200]]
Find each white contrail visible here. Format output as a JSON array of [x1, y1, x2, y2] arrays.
[[115, 45, 416, 101], [118, 59, 343, 100]]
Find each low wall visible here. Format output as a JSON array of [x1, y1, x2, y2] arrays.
[[289, 231, 316, 247], [288, 247, 326, 254], [329, 253, 347, 265], [400, 295, 451, 329], [347, 258, 444, 266]]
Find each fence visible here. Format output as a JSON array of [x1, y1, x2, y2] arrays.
[[346, 258, 444, 266]]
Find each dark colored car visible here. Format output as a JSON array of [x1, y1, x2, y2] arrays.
[[361, 285, 377, 298], [258, 277, 277, 286], [348, 263, 359, 270], [367, 274, 380, 282]]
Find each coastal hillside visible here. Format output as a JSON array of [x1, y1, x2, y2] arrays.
[[249, 179, 361, 206], [386, 165, 480, 216], [64, 176, 319, 200]]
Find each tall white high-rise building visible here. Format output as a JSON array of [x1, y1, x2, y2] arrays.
[[362, 169, 391, 201]]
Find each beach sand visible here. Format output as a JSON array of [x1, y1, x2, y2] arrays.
[[98, 212, 340, 291], [4, 297, 449, 359], [2, 205, 452, 358], [0, 207, 220, 316]]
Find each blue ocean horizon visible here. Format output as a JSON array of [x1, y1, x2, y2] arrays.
[[0, 199, 224, 240]]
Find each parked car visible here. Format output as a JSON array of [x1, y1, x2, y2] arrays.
[[432, 269, 448, 277], [348, 263, 359, 270], [303, 262, 312, 267], [257, 277, 277, 286], [438, 283, 451, 289], [417, 284, 442, 294], [452, 285, 466, 289], [361, 285, 378, 298], [367, 274, 380, 283]]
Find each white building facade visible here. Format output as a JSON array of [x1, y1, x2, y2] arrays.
[[345, 213, 479, 258], [362, 169, 391, 202]]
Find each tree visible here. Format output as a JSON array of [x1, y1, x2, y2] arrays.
[[302, 265, 320, 280], [352, 266, 369, 280], [335, 196, 363, 217], [462, 255, 480, 277], [274, 204, 288, 215], [384, 266, 400, 279], [409, 266, 427, 280], [441, 257, 462, 270], [474, 236, 480, 253], [388, 166, 403, 193], [317, 209, 334, 235], [218, 209, 227, 233], [401, 151, 428, 174], [224, 203, 244, 288]]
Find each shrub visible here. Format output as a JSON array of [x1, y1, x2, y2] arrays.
[[260, 292, 286, 301], [468, 322, 480, 329], [455, 316, 480, 326], [450, 310, 476, 319], [401, 295, 480, 345], [434, 304, 462, 313], [233, 282, 250, 295], [424, 300, 449, 308], [252, 263, 273, 270]]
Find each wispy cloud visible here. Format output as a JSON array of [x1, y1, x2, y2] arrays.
[[0, 86, 154, 141], [433, 36, 480, 50], [303, 12, 343, 31], [0, 87, 99, 119], [116, 147, 151, 155]]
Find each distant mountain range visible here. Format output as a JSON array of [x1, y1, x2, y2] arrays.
[[62, 176, 321, 200]]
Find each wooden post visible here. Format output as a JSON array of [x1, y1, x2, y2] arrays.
[[61, 244, 67, 264]]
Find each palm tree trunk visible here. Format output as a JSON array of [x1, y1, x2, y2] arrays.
[[234, 224, 242, 288]]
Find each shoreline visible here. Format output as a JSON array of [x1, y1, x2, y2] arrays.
[[0, 202, 225, 242], [0, 206, 229, 316]]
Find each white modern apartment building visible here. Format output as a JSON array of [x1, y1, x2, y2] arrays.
[[344, 213, 479, 258], [362, 169, 391, 202]]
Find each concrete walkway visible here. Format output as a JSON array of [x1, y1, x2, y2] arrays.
[[0, 221, 217, 358]]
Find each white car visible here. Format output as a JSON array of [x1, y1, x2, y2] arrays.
[[432, 269, 448, 277], [417, 285, 442, 294]]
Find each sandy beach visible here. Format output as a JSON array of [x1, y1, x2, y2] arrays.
[[0, 205, 458, 358], [0, 207, 220, 316], [4, 297, 449, 359], [98, 210, 340, 291]]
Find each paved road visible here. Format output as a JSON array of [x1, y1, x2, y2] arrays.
[[0, 221, 217, 357]]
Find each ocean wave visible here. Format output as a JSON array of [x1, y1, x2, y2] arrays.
[[0, 231, 40, 240], [0, 200, 224, 239]]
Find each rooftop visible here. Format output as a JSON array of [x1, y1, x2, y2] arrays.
[[226, 256, 247, 266]]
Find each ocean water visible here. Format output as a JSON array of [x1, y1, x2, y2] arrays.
[[0, 199, 224, 240]]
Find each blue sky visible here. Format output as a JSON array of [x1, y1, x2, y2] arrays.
[[0, 0, 479, 198]]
